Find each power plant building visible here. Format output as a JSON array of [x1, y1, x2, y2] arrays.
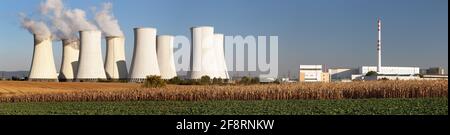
[[104, 36, 128, 80], [28, 35, 58, 81], [75, 30, 107, 81], [129, 28, 160, 82], [298, 65, 329, 82], [156, 35, 177, 79]]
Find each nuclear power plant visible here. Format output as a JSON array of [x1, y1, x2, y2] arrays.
[[104, 36, 128, 80], [58, 39, 79, 81], [75, 30, 107, 81], [129, 28, 161, 82], [28, 34, 58, 82], [157, 35, 177, 80]]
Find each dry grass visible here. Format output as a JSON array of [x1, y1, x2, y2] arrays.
[[0, 80, 447, 102]]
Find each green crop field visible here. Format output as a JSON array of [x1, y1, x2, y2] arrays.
[[0, 98, 447, 115]]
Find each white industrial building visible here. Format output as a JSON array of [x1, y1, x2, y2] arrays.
[[360, 66, 420, 75], [104, 36, 128, 80], [58, 39, 79, 81], [156, 35, 177, 80], [328, 68, 358, 82], [75, 30, 107, 81], [189, 26, 229, 79], [298, 65, 329, 82], [129, 28, 161, 82], [28, 34, 58, 81]]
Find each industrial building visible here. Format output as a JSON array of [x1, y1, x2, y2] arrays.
[[157, 35, 177, 80], [189, 26, 229, 79], [129, 28, 161, 82], [328, 68, 359, 82], [58, 39, 79, 81], [104, 36, 128, 80], [75, 30, 107, 81], [298, 65, 330, 83], [28, 34, 58, 82], [420, 67, 446, 75]]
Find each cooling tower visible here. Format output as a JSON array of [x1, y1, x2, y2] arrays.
[[157, 35, 177, 79], [28, 35, 58, 82], [129, 28, 160, 82], [75, 30, 107, 81], [58, 39, 79, 81], [104, 36, 128, 80], [213, 34, 229, 79], [190, 26, 217, 79]]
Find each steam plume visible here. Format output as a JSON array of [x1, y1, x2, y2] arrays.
[[19, 13, 51, 41], [95, 2, 124, 37]]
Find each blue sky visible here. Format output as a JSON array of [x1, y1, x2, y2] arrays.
[[0, 0, 448, 77]]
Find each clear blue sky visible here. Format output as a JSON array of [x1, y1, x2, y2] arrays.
[[0, 0, 448, 77]]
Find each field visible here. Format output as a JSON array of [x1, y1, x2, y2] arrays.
[[0, 80, 447, 102], [0, 98, 447, 115]]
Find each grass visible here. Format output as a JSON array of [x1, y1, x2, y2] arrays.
[[0, 98, 447, 115]]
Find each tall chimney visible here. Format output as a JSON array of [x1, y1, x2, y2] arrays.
[[377, 17, 382, 73]]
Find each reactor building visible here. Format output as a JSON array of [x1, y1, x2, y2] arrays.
[[129, 28, 161, 82], [28, 34, 58, 82]]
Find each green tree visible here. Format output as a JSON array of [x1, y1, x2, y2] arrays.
[[200, 76, 211, 85], [366, 71, 378, 76]]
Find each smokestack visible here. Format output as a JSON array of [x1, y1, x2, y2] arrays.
[[76, 30, 107, 81], [214, 34, 229, 79], [28, 34, 58, 82], [104, 36, 128, 80], [129, 28, 160, 82], [157, 35, 177, 80], [377, 17, 382, 73], [190, 26, 217, 79], [58, 39, 79, 81]]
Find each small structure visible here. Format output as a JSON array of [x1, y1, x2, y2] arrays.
[[298, 65, 330, 83]]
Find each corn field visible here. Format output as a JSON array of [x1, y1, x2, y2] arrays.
[[0, 80, 447, 102]]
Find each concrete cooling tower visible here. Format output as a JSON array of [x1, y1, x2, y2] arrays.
[[75, 30, 107, 81], [104, 36, 128, 80], [58, 39, 79, 81], [213, 34, 229, 79], [28, 35, 58, 82], [190, 26, 229, 79], [157, 35, 177, 79], [129, 28, 160, 82]]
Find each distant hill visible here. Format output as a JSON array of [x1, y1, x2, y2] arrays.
[[0, 71, 28, 79]]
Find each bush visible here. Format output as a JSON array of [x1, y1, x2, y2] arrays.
[[168, 76, 182, 85], [366, 71, 378, 76], [143, 75, 166, 88], [239, 76, 260, 85], [200, 76, 211, 85]]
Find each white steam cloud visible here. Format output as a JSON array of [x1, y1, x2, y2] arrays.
[[20, 0, 123, 41], [19, 13, 52, 41], [39, 0, 98, 41], [95, 2, 124, 37]]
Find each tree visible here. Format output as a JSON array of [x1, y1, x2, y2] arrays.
[[200, 76, 211, 85], [168, 76, 182, 85]]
